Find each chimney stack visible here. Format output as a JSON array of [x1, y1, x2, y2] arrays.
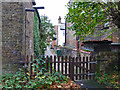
[[58, 16, 61, 24]]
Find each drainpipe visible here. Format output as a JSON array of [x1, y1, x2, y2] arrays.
[[25, 11, 27, 57], [76, 36, 79, 57], [65, 21, 67, 45]]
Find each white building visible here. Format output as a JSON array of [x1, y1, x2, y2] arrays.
[[57, 16, 65, 46]]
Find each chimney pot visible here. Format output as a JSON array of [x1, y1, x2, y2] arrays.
[[58, 16, 61, 24]]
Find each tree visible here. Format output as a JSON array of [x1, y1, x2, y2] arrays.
[[40, 15, 55, 55], [34, 12, 55, 56], [66, 1, 120, 40]]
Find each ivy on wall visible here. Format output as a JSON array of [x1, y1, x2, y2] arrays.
[[33, 11, 41, 56], [40, 15, 55, 55], [33, 11, 55, 56]]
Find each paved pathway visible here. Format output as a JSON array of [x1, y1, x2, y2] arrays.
[[45, 46, 56, 57], [75, 80, 106, 89], [45, 46, 68, 73], [45, 46, 106, 89]]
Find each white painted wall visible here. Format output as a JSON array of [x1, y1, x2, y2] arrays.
[[58, 24, 65, 46]]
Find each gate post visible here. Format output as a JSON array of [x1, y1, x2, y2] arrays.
[[92, 56, 96, 79], [70, 57, 74, 81], [96, 56, 100, 75]]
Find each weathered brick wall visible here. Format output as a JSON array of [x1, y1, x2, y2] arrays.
[[60, 46, 77, 57], [0, 2, 2, 75], [2, 2, 24, 73], [112, 30, 120, 43], [23, 2, 34, 56], [2, 1, 34, 74], [66, 28, 76, 48]]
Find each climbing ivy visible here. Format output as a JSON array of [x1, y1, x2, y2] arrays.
[[33, 11, 55, 56], [33, 11, 41, 56], [39, 15, 55, 55]]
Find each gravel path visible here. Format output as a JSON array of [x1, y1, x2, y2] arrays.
[[45, 46, 56, 56]]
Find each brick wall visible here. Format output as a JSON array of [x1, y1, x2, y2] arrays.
[[54, 25, 58, 45], [66, 26, 76, 49], [112, 30, 120, 43], [0, 2, 2, 75], [60, 46, 77, 57], [23, 2, 34, 56], [2, 2, 34, 74]]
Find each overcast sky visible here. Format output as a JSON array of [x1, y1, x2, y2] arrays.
[[34, 0, 69, 25]]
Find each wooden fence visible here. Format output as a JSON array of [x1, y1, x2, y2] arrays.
[[21, 55, 96, 81]]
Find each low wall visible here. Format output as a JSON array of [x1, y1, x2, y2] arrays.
[[96, 51, 119, 74], [55, 45, 77, 57]]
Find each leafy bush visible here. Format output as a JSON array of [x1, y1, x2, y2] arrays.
[[47, 43, 50, 46], [95, 66, 120, 89], [97, 52, 119, 74], [33, 11, 55, 56], [0, 58, 69, 89]]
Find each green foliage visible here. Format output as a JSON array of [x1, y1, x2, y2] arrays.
[[33, 12, 55, 56], [0, 57, 69, 89], [39, 15, 55, 55], [95, 66, 119, 88], [97, 52, 119, 74], [33, 11, 41, 56], [32, 57, 47, 73], [66, 1, 120, 40], [47, 43, 50, 46]]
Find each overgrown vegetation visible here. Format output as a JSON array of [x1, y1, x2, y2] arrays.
[[0, 12, 69, 88], [66, 1, 120, 40], [95, 66, 119, 89], [0, 57, 69, 89], [66, 2, 120, 88], [33, 11, 55, 56], [95, 52, 119, 88], [33, 11, 41, 56], [96, 52, 119, 74]]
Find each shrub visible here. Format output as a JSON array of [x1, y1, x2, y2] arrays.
[[95, 66, 119, 89], [0, 58, 69, 89]]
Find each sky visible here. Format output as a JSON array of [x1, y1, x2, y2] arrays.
[[35, 0, 69, 25]]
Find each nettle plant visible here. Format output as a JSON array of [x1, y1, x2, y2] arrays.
[[0, 57, 69, 89]]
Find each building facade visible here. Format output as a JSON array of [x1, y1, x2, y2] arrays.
[[57, 16, 65, 46], [66, 23, 77, 50], [79, 23, 120, 57], [1, 1, 37, 74]]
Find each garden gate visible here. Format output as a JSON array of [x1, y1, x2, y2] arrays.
[[45, 56, 96, 81], [20, 55, 97, 81]]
